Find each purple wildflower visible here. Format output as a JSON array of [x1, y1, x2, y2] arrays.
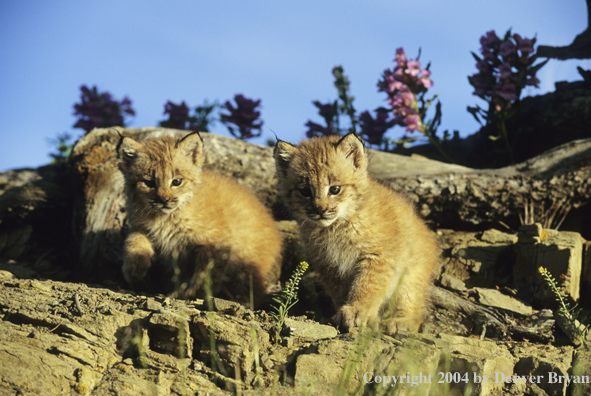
[[406, 60, 422, 78], [480, 30, 500, 52], [483, 51, 499, 63], [516, 36, 535, 58], [377, 70, 393, 92], [418, 70, 433, 88], [160, 101, 192, 130], [468, 73, 491, 97], [377, 47, 437, 134], [220, 94, 263, 139], [480, 30, 501, 65], [73, 85, 135, 133], [476, 60, 491, 74], [394, 66, 406, 81], [469, 29, 545, 107], [388, 91, 415, 110], [358, 110, 397, 145], [313, 100, 337, 127], [304, 100, 338, 138], [305, 120, 335, 138], [404, 111, 422, 133], [395, 47, 407, 67], [499, 63, 513, 80], [497, 82, 517, 102], [499, 40, 517, 59], [390, 78, 409, 94]]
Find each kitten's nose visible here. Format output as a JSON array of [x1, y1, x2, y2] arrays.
[[314, 206, 328, 215], [158, 194, 171, 203]]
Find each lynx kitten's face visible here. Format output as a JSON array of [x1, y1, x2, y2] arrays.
[[118, 134, 203, 216], [274, 134, 368, 227]]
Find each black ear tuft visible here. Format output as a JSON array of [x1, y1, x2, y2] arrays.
[[177, 131, 204, 166], [115, 131, 126, 160]]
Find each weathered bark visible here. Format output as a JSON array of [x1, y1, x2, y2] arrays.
[[374, 137, 591, 229], [428, 286, 556, 344], [427, 286, 508, 336], [0, 163, 72, 264]]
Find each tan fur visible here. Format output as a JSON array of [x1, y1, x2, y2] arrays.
[[117, 132, 282, 307], [274, 133, 439, 333]]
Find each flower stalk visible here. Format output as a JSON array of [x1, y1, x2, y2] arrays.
[[377, 48, 453, 162], [539, 266, 589, 346], [467, 29, 548, 164], [270, 261, 309, 342]]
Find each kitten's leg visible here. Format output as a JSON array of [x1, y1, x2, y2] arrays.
[[384, 265, 432, 334], [317, 267, 350, 310], [384, 290, 424, 334], [334, 258, 390, 331], [176, 246, 218, 299], [384, 293, 426, 334], [122, 231, 154, 283]]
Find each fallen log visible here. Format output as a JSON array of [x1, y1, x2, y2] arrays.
[[371, 138, 591, 229], [2, 127, 591, 279], [427, 285, 508, 338]]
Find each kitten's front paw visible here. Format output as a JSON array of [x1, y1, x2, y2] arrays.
[[335, 305, 369, 332], [122, 257, 151, 284], [385, 317, 421, 335]]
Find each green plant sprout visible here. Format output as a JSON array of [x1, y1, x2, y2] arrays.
[[202, 259, 229, 385], [539, 266, 589, 346], [176, 307, 190, 396], [48, 132, 73, 164], [270, 261, 309, 342], [333, 65, 358, 135]]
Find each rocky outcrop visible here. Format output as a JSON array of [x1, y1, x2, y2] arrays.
[[1, 273, 590, 395], [3, 127, 591, 394], [2, 221, 591, 395], [515, 224, 584, 306]]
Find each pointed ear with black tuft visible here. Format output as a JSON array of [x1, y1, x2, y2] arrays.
[[274, 140, 297, 176], [335, 133, 367, 170], [176, 131, 204, 167], [117, 136, 142, 172], [115, 130, 126, 159]]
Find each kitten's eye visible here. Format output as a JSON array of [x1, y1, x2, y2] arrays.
[[171, 178, 182, 187], [329, 186, 341, 195], [299, 187, 312, 198], [144, 180, 156, 188]]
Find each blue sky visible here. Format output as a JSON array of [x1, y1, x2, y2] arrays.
[[0, 0, 588, 171]]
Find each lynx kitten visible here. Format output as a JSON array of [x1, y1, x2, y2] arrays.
[[274, 133, 438, 333], [117, 132, 282, 307]]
